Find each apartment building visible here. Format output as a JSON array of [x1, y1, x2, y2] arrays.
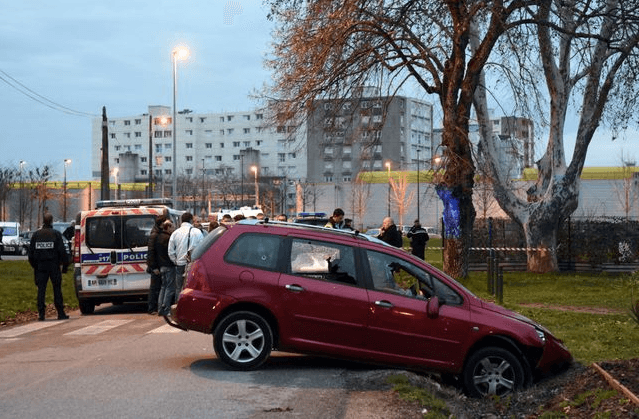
[[306, 94, 434, 183], [91, 105, 307, 185]]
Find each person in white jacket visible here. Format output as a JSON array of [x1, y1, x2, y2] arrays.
[[168, 212, 204, 298]]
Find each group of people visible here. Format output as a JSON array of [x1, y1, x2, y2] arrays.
[[324, 208, 430, 259], [146, 211, 204, 316]]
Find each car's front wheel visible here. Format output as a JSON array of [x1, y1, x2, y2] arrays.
[[213, 311, 272, 370], [463, 347, 526, 398]]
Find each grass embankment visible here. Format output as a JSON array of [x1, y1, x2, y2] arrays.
[[0, 260, 78, 322]]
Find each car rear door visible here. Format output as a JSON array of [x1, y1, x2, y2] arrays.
[[119, 209, 158, 292], [81, 209, 125, 293], [278, 236, 370, 354]]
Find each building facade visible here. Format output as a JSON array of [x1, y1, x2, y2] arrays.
[[306, 94, 434, 183], [91, 105, 307, 187]]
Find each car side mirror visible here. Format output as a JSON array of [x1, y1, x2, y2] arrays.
[[427, 296, 440, 319]]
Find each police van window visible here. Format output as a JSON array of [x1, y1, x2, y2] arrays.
[[86, 215, 156, 249], [224, 233, 281, 271]]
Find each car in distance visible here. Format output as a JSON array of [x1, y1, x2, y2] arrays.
[[166, 220, 572, 398], [292, 212, 330, 226]]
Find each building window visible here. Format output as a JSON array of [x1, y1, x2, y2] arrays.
[[125, 133, 131, 138], [155, 145, 162, 153], [186, 156, 193, 162], [278, 153, 286, 162], [343, 176, 351, 182], [243, 115, 250, 120], [255, 113, 263, 119], [135, 132, 142, 137], [114, 145, 121, 151], [277, 126, 286, 133], [124, 120, 131, 126], [134, 144, 142, 150], [135, 119, 141, 125], [215, 156, 222, 161], [186, 130, 193, 135], [141, 169, 147, 175], [256, 140, 262, 146], [110, 133, 116, 139], [227, 128, 234, 135], [186, 168, 193, 175], [186, 143, 193, 149], [227, 115, 234, 121], [244, 128, 250, 134], [205, 143, 212, 148], [324, 176, 333, 182], [165, 143, 172, 149], [243, 141, 251, 147], [288, 152, 296, 159], [141, 157, 147, 163], [220, 129, 225, 136], [220, 143, 225, 148], [233, 155, 241, 161], [233, 141, 240, 147], [165, 156, 172, 162], [200, 117, 206, 123], [154, 131, 162, 138], [165, 169, 172, 175]]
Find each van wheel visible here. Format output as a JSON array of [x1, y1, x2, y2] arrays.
[[213, 311, 272, 370], [79, 300, 95, 315], [463, 347, 526, 398]]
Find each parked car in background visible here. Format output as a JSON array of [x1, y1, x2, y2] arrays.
[[166, 219, 572, 398], [0, 221, 21, 255], [425, 226, 441, 239], [17, 231, 34, 256], [364, 228, 380, 237], [292, 212, 330, 226]]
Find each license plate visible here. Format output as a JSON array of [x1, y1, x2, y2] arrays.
[[88, 278, 118, 286]]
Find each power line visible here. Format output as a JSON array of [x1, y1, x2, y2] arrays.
[[0, 68, 99, 117]]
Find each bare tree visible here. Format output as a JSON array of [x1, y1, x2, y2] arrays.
[[27, 165, 53, 225], [390, 172, 414, 228], [350, 176, 371, 230], [476, 0, 639, 271], [266, 0, 534, 277], [0, 167, 16, 220], [612, 151, 638, 220]]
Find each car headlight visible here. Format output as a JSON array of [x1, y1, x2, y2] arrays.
[[535, 328, 546, 344]]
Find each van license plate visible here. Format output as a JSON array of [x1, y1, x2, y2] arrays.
[[88, 279, 118, 286]]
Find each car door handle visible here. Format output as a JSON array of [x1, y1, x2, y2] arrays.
[[285, 284, 304, 292], [374, 300, 393, 308]]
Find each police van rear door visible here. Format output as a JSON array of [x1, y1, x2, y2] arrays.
[[82, 208, 158, 294]]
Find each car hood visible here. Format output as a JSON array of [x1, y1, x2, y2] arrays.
[[480, 300, 542, 329]]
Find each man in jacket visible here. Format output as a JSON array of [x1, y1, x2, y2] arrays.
[[406, 219, 429, 259], [378, 217, 403, 248], [324, 208, 345, 229], [168, 212, 204, 297], [29, 213, 69, 320], [146, 214, 167, 314]]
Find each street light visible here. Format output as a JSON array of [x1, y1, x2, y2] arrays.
[[416, 149, 420, 222], [251, 165, 259, 207], [19, 160, 26, 226], [112, 167, 119, 200], [385, 161, 391, 217], [171, 45, 190, 208], [63, 159, 71, 221]]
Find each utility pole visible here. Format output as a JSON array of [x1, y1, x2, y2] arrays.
[[148, 114, 153, 198], [100, 107, 110, 201]]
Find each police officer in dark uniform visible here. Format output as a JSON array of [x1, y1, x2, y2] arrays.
[[29, 213, 69, 321]]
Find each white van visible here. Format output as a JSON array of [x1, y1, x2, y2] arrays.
[[73, 198, 182, 314], [0, 221, 21, 255]]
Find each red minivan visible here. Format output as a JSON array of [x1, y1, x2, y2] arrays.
[[166, 219, 572, 397]]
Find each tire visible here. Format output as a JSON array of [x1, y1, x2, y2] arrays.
[[463, 347, 526, 398], [213, 311, 272, 370], [79, 299, 95, 315]]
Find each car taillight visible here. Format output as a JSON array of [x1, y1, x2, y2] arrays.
[[73, 229, 81, 264], [186, 260, 212, 293]]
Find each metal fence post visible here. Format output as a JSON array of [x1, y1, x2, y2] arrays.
[[497, 266, 504, 305]]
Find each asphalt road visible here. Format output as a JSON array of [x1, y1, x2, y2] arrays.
[[0, 303, 394, 419]]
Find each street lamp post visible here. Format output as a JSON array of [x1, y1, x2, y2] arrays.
[[385, 161, 391, 217], [416, 149, 420, 222], [19, 160, 25, 226], [63, 159, 71, 221], [251, 165, 259, 207], [171, 45, 190, 208], [240, 153, 244, 206]]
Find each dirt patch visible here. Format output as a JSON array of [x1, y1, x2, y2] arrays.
[[0, 304, 69, 327]]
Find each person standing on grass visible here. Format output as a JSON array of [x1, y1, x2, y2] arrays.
[[407, 219, 429, 260], [28, 213, 69, 321]]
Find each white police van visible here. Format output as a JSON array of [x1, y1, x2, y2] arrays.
[[73, 198, 182, 314]]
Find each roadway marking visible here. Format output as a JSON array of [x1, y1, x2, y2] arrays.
[[65, 319, 133, 336], [147, 324, 184, 334], [0, 321, 65, 338]]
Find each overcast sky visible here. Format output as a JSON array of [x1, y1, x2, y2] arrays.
[[0, 1, 636, 182]]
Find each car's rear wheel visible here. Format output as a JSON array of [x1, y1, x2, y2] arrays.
[[213, 311, 272, 370], [463, 347, 526, 398], [78, 299, 95, 315]]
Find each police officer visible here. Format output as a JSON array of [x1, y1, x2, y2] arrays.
[[29, 213, 69, 321]]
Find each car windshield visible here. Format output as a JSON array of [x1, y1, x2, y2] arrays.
[[2, 227, 18, 236]]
